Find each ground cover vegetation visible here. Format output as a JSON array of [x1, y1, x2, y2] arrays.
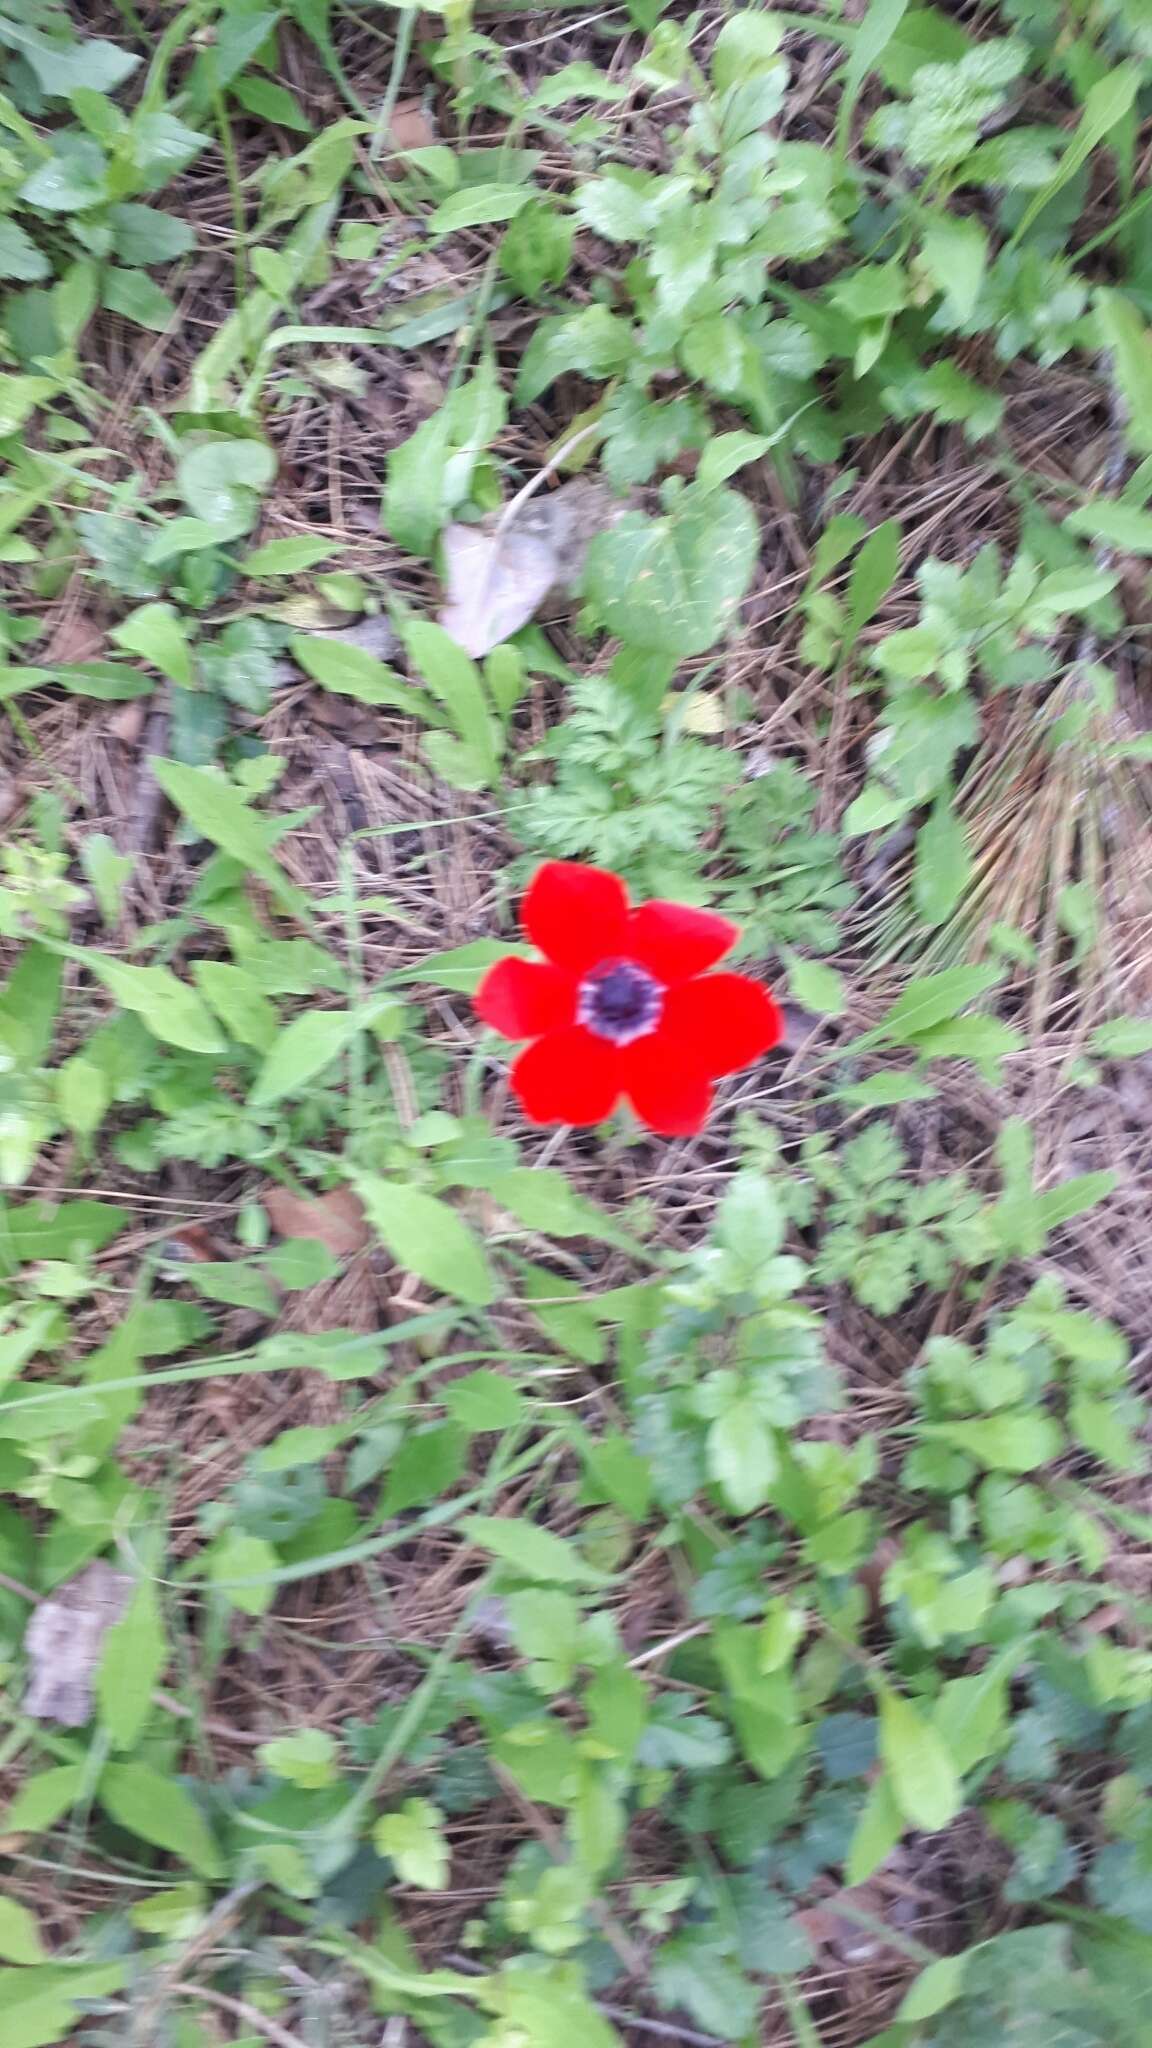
[[0, 0, 1151, 2040]]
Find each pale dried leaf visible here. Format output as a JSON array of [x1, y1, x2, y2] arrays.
[[388, 98, 437, 150], [23, 1561, 133, 1727], [438, 522, 560, 660], [438, 481, 620, 659], [263, 1184, 371, 1259], [45, 612, 104, 665]]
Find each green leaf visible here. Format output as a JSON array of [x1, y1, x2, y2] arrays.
[[0, 1900, 46, 1965], [920, 1412, 1064, 1471], [0, 947, 61, 1066], [485, 1168, 616, 1241], [96, 1580, 165, 1750], [108, 203, 196, 265], [443, 1369, 524, 1432], [2, 1765, 85, 1837], [54, 660, 154, 701], [0, 1961, 127, 2048], [244, 536, 341, 576], [405, 620, 498, 763], [102, 268, 177, 331], [833, 1071, 936, 1108], [192, 961, 278, 1052], [897, 1952, 968, 2022], [863, 964, 1000, 1047], [919, 212, 988, 323], [838, 0, 908, 159], [232, 74, 312, 131], [913, 792, 970, 928], [582, 484, 758, 656], [250, 1008, 363, 1107], [98, 1763, 223, 1878], [292, 632, 436, 721], [878, 1688, 962, 1832], [176, 436, 275, 535], [1012, 64, 1140, 242], [392, 939, 522, 995], [72, 953, 224, 1056], [462, 1515, 608, 1585], [1090, 1017, 1152, 1058], [1096, 291, 1152, 456], [150, 759, 304, 916], [1, 23, 139, 97], [109, 602, 193, 686], [374, 1799, 450, 1889], [707, 1402, 778, 1513], [0, 220, 50, 283], [782, 950, 846, 1016], [353, 1174, 495, 1306], [1064, 500, 1152, 554], [259, 1728, 338, 1788], [431, 185, 535, 233]]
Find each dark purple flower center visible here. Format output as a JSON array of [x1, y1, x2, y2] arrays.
[[578, 958, 664, 1045]]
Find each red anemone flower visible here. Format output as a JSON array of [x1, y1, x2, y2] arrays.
[[474, 860, 783, 1136]]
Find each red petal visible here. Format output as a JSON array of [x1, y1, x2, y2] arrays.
[[626, 900, 738, 984], [622, 1038, 713, 1136], [510, 1027, 622, 1126], [475, 958, 575, 1040], [661, 973, 783, 1076], [522, 861, 629, 972]]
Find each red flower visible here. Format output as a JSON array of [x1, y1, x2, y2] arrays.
[[475, 861, 783, 1136]]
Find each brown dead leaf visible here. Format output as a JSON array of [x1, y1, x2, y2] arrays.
[[263, 1183, 371, 1259], [439, 480, 621, 659], [23, 1561, 133, 1726], [107, 698, 149, 746], [45, 612, 104, 666], [388, 98, 436, 151]]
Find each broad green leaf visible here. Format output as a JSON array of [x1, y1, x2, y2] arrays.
[[103, 268, 177, 331], [782, 950, 846, 1016], [150, 759, 303, 915], [73, 952, 224, 1056], [485, 1168, 615, 1241], [897, 1952, 968, 2022], [583, 484, 758, 657], [354, 1174, 495, 1305], [98, 1763, 223, 1878], [250, 1008, 363, 1107], [392, 939, 523, 994], [110, 602, 193, 686], [1090, 1017, 1152, 1058], [833, 1071, 936, 1108], [2, 1765, 85, 1837], [919, 213, 988, 323], [1, 23, 139, 97], [380, 1421, 467, 1516], [405, 620, 499, 766], [443, 1369, 524, 1432], [176, 435, 275, 534], [0, 947, 61, 1065], [845, 518, 901, 648], [243, 536, 342, 575], [1064, 500, 1152, 554], [707, 1402, 778, 1513], [80, 835, 133, 927], [374, 1799, 450, 1889], [462, 1514, 608, 1584], [431, 185, 535, 232], [292, 632, 437, 720], [1096, 291, 1152, 456], [192, 961, 278, 1052], [259, 1728, 338, 1788], [0, 1899, 46, 1965], [863, 964, 1000, 1046], [0, 1962, 127, 2048], [920, 1412, 1064, 1471], [878, 1688, 962, 1832], [96, 1579, 165, 1750]]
